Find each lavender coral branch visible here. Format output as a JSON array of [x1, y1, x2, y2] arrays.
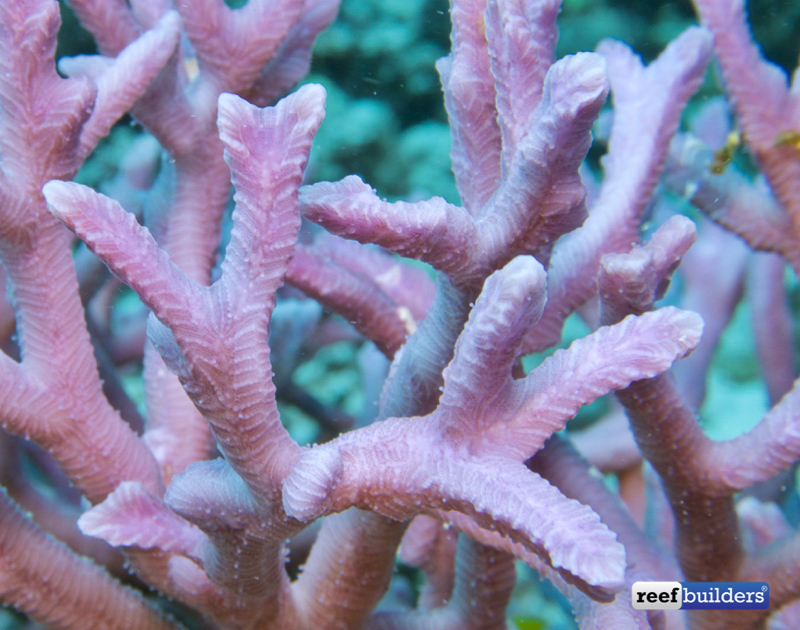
[[301, 50, 607, 295], [64, 0, 338, 484], [45, 85, 326, 500], [524, 26, 712, 352], [282, 257, 702, 597]]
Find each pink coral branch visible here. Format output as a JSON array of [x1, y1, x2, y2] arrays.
[[300, 176, 477, 283], [66, 0, 142, 56], [595, 223, 800, 619], [46, 87, 327, 501], [249, 0, 341, 106], [370, 537, 516, 630], [434, 256, 548, 430], [530, 435, 680, 583], [176, 0, 303, 93], [598, 215, 697, 322], [399, 515, 458, 609], [748, 252, 796, 405], [671, 218, 749, 409], [288, 246, 411, 357], [42, 181, 205, 340], [164, 460, 298, 607], [0, 488, 177, 630], [694, 0, 800, 236], [496, 306, 702, 460], [480, 52, 607, 262], [292, 510, 406, 629], [598, 226, 800, 500], [78, 481, 207, 561], [285, 422, 628, 598], [437, 0, 501, 214], [58, 12, 182, 161], [307, 233, 436, 322], [485, 0, 560, 170], [0, 0, 166, 504], [664, 133, 800, 272]]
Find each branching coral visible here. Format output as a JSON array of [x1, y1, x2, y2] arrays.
[[1, 0, 800, 629]]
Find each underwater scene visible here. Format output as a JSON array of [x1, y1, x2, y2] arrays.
[[1, 0, 800, 628]]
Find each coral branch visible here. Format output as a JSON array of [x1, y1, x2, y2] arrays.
[[0, 488, 177, 630]]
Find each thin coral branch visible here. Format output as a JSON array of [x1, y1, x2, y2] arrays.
[[292, 509, 406, 628], [307, 233, 436, 321], [400, 536, 515, 630], [748, 252, 796, 405], [66, 0, 142, 56], [176, 0, 303, 93], [437, 0, 501, 215], [671, 218, 748, 409], [249, 0, 341, 106], [287, 246, 411, 357], [485, 0, 559, 172], [58, 12, 181, 161], [664, 133, 800, 272], [300, 176, 478, 284], [399, 515, 458, 609]]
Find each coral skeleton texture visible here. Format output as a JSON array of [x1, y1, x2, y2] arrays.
[[1, 0, 800, 628]]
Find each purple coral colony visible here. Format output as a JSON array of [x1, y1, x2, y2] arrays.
[[0, 0, 799, 627]]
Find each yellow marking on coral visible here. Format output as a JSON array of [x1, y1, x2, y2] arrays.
[[774, 129, 800, 158], [710, 130, 740, 174]]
